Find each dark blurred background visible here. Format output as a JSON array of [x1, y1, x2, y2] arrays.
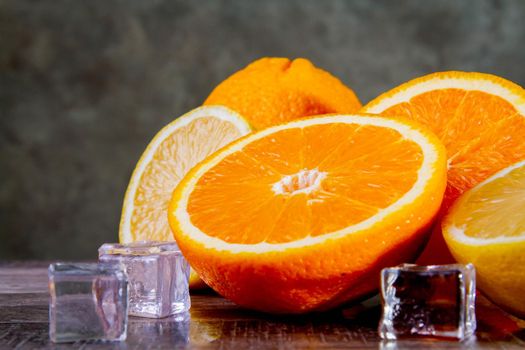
[[1, 0, 525, 260]]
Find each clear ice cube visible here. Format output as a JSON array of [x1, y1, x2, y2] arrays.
[[98, 241, 190, 318], [48, 262, 128, 343], [379, 263, 476, 340]]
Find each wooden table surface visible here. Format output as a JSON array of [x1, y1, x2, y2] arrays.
[[1, 261, 524, 349]]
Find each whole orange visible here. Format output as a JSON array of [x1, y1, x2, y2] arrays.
[[204, 57, 362, 130]]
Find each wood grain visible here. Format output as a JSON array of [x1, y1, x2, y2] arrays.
[[0, 262, 524, 349]]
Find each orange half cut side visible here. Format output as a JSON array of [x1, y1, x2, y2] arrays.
[[168, 114, 447, 313]]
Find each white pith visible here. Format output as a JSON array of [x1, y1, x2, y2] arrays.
[[363, 76, 525, 116], [173, 115, 442, 254], [120, 106, 252, 243], [446, 159, 525, 246], [272, 168, 327, 195]]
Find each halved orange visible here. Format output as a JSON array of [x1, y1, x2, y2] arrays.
[[119, 106, 252, 288], [361, 71, 525, 263], [168, 114, 447, 313]]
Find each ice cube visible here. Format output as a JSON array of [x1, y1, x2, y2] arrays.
[[379, 263, 476, 340], [98, 241, 190, 318], [48, 262, 128, 343]]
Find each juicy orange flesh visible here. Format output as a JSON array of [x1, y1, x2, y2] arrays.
[[187, 123, 423, 244], [382, 89, 525, 206], [131, 117, 244, 241], [452, 164, 525, 239]]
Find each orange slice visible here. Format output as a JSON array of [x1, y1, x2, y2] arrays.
[[361, 71, 525, 263], [443, 160, 525, 318], [119, 106, 252, 288], [168, 114, 447, 313]]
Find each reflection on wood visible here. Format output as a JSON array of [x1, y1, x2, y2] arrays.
[[0, 262, 524, 349]]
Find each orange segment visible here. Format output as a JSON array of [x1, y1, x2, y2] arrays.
[[361, 71, 525, 263], [204, 57, 362, 130], [168, 114, 447, 313]]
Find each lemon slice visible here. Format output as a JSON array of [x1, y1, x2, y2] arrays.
[[443, 160, 525, 317], [119, 105, 252, 289]]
